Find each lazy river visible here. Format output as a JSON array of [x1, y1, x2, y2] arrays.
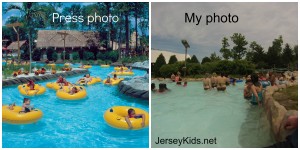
[[2, 65, 149, 148], [151, 80, 275, 148]]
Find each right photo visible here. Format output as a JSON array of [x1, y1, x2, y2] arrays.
[[151, 2, 298, 148]]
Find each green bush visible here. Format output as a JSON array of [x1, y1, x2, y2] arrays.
[[46, 47, 55, 61], [159, 64, 179, 78], [52, 52, 58, 61], [107, 50, 119, 62], [32, 49, 41, 61], [60, 51, 70, 60], [83, 51, 94, 60], [97, 52, 107, 60], [72, 52, 80, 60], [21, 45, 30, 60]]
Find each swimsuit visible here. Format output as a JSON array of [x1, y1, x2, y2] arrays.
[[251, 91, 263, 105]]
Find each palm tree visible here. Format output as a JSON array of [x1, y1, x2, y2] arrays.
[[5, 2, 45, 73]]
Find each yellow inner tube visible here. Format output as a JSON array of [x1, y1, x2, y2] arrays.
[[46, 82, 70, 91], [114, 67, 128, 71], [104, 106, 149, 130], [112, 71, 134, 76], [103, 78, 124, 85], [56, 86, 87, 100], [83, 65, 92, 69], [101, 65, 110, 68], [78, 77, 101, 85], [47, 63, 56, 66], [18, 84, 46, 96], [2, 105, 43, 124]]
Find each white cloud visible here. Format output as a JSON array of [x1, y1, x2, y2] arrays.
[[152, 2, 298, 61]]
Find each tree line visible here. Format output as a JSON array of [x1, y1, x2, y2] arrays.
[[152, 33, 297, 77]]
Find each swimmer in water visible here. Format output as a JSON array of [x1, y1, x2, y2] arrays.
[[244, 79, 252, 100], [216, 73, 227, 91], [125, 108, 145, 129], [203, 73, 211, 90]]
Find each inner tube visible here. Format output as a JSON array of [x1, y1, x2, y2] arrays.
[[46, 82, 70, 91], [17, 84, 46, 96], [101, 65, 110, 68], [47, 63, 56, 66], [78, 77, 101, 86], [103, 78, 124, 85], [56, 86, 87, 100], [112, 71, 134, 76], [2, 105, 43, 124], [114, 67, 128, 71], [104, 106, 149, 130], [83, 65, 92, 69]]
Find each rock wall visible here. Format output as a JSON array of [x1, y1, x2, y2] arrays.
[[3, 70, 89, 87], [263, 83, 298, 142], [118, 80, 149, 100]]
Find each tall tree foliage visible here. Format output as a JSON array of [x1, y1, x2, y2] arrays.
[[190, 55, 199, 63], [220, 37, 231, 60], [230, 33, 248, 60], [168, 55, 178, 64], [266, 35, 283, 68]]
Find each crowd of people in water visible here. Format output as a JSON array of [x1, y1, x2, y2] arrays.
[[152, 71, 297, 107]]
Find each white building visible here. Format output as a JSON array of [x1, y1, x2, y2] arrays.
[[151, 49, 191, 63]]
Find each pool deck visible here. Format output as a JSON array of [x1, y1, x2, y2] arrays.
[[3, 68, 89, 87]]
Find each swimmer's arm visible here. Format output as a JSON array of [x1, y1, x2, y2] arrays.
[[125, 116, 133, 129]]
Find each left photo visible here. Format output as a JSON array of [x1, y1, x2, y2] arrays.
[[2, 2, 149, 148]]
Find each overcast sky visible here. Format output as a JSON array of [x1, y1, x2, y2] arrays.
[[152, 2, 298, 61]]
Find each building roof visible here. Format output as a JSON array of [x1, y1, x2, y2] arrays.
[[36, 30, 100, 49], [7, 40, 27, 50], [151, 49, 191, 63]]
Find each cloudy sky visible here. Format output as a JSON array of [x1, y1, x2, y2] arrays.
[[152, 2, 298, 61]]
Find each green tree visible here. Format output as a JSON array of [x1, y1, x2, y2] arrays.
[[282, 43, 293, 68], [168, 55, 178, 64], [293, 45, 298, 63], [266, 35, 283, 68], [210, 52, 221, 62], [190, 55, 199, 63], [230, 33, 248, 60], [201, 56, 211, 64], [5, 2, 46, 72], [153, 53, 166, 77], [247, 41, 266, 69], [220, 37, 231, 60]]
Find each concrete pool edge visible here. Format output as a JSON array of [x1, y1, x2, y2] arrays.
[[2, 69, 89, 87], [263, 83, 298, 142]]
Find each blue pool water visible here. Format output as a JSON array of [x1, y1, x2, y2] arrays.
[[151, 81, 275, 148], [2, 66, 149, 148]]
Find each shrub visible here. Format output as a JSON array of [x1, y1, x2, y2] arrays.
[[52, 52, 58, 62], [83, 51, 94, 60], [107, 50, 119, 62], [159, 64, 179, 78], [32, 49, 41, 61], [97, 52, 107, 60], [61, 51, 70, 60], [72, 52, 80, 60], [46, 47, 55, 61]]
